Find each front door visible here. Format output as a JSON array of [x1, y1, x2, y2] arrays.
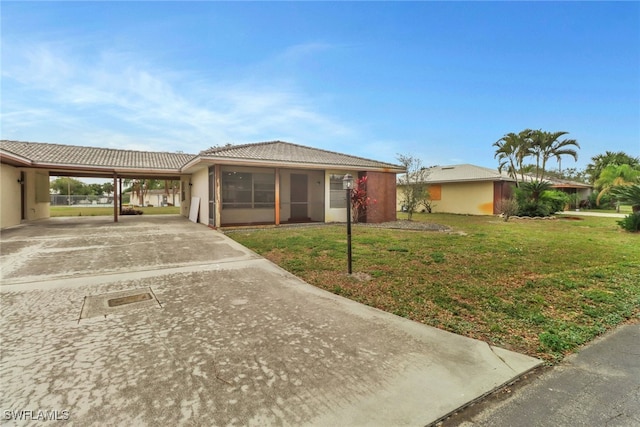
[[290, 174, 308, 220]]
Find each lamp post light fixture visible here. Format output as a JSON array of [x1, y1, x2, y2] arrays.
[[342, 173, 354, 274]]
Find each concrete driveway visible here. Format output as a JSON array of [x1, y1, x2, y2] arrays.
[[0, 216, 541, 426]]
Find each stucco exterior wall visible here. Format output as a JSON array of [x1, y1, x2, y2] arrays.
[[179, 176, 191, 218], [397, 181, 496, 215], [24, 170, 50, 222], [1, 164, 22, 228], [432, 181, 495, 215]]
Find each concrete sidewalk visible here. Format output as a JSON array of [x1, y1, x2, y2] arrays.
[[0, 216, 541, 426], [560, 210, 626, 218]]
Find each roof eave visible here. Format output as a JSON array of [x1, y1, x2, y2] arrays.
[[0, 150, 33, 167], [186, 156, 405, 173], [400, 177, 515, 184], [25, 161, 185, 178]]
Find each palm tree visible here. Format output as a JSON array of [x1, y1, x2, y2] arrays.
[[544, 132, 579, 180], [586, 151, 640, 184], [595, 164, 640, 210], [529, 130, 579, 181], [610, 184, 640, 213], [494, 129, 532, 187], [520, 180, 553, 203]]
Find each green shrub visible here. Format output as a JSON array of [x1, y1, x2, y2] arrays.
[[617, 213, 640, 232], [121, 207, 143, 215], [517, 200, 552, 217], [514, 181, 556, 217], [543, 190, 571, 213], [589, 191, 614, 209]]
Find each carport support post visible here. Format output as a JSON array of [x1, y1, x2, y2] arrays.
[[113, 174, 118, 223]]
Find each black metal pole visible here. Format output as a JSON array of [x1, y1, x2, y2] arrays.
[[346, 188, 352, 274]]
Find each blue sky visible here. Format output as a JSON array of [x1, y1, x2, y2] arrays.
[[2, 1, 639, 173]]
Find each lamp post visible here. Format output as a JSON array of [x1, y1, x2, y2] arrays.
[[342, 173, 354, 274]]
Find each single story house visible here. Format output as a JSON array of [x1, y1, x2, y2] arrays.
[[542, 177, 593, 206], [396, 164, 592, 215], [1, 140, 404, 229], [125, 189, 182, 207]]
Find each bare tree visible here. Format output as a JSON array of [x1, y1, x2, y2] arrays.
[[396, 154, 430, 220]]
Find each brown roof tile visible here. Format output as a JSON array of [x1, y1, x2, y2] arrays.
[[1, 140, 196, 170], [200, 141, 403, 170], [2, 139, 404, 173]]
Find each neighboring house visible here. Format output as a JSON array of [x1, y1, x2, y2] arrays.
[[541, 177, 592, 207], [1, 140, 404, 229], [125, 189, 181, 207], [396, 164, 593, 216], [397, 164, 515, 215]]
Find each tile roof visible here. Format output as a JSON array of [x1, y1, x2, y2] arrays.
[[1, 139, 404, 174], [420, 164, 514, 183], [199, 141, 404, 170], [519, 174, 592, 188], [405, 164, 592, 188], [1, 140, 196, 170]]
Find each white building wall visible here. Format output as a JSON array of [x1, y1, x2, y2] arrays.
[[189, 168, 209, 225], [127, 191, 181, 207]]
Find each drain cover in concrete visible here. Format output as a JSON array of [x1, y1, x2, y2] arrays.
[[108, 292, 152, 307], [80, 287, 160, 319]]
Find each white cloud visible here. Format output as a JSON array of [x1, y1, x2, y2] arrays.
[[1, 41, 356, 153]]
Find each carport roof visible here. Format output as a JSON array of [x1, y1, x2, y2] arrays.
[[0, 140, 195, 170]]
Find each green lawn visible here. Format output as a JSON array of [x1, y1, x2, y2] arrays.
[[50, 206, 180, 216], [227, 212, 640, 362]]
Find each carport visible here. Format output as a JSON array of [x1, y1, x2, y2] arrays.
[[47, 171, 186, 223], [0, 140, 194, 227]]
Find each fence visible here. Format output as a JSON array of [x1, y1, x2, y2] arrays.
[[50, 194, 130, 206]]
